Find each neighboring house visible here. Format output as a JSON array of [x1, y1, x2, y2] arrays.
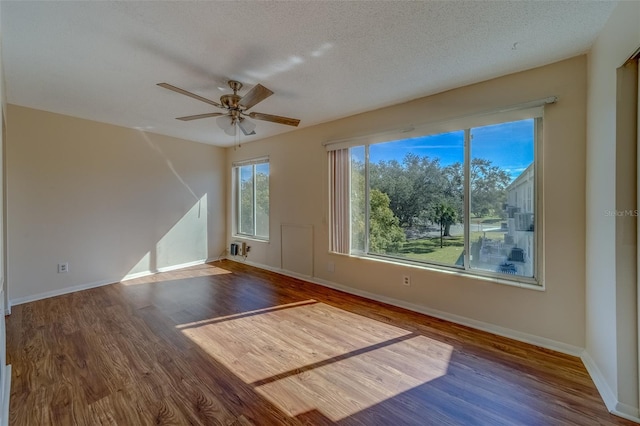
[[503, 163, 535, 277]]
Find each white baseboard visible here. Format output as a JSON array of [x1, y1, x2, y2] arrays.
[[581, 351, 640, 422], [613, 403, 640, 423], [10, 277, 118, 307], [581, 351, 618, 412], [9, 258, 217, 307], [226, 257, 583, 357]]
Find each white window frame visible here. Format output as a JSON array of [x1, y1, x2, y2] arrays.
[[233, 157, 269, 241], [326, 99, 554, 288]]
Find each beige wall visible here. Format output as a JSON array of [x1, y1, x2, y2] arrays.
[[1, 7, 6, 307], [228, 56, 587, 350], [6, 105, 226, 302], [586, 0, 640, 418]]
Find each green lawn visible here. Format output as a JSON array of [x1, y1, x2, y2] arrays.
[[377, 216, 508, 265], [395, 235, 464, 265], [387, 228, 506, 265], [401, 244, 464, 264]]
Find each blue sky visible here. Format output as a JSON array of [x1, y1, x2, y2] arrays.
[[239, 163, 269, 184], [365, 119, 534, 181]]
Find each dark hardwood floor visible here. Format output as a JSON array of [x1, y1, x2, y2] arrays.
[[5, 260, 635, 425]]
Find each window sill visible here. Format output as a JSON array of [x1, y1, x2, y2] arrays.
[[233, 235, 269, 244]]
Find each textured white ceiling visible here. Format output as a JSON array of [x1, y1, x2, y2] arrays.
[[1, 1, 616, 147]]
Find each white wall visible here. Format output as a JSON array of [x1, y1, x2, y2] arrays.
[[228, 56, 588, 352], [585, 0, 640, 419], [5, 105, 227, 303]]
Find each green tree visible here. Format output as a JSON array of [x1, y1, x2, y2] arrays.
[[369, 189, 406, 253], [470, 158, 511, 217], [350, 157, 366, 251], [443, 159, 511, 218], [353, 152, 508, 250], [370, 153, 446, 227], [239, 173, 254, 234], [239, 168, 269, 237], [430, 202, 458, 248], [254, 170, 269, 237], [442, 162, 464, 220]]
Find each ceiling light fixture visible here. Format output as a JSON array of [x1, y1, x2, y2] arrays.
[[238, 117, 256, 135], [157, 80, 300, 139], [217, 115, 236, 136], [216, 113, 256, 137]]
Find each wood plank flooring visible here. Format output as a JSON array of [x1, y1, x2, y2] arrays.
[[5, 260, 635, 425]]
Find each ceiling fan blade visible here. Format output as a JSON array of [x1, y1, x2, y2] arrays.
[[240, 84, 273, 110], [238, 118, 256, 136], [249, 112, 300, 127], [157, 83, 223, 108], [176, 112, 225, 121]]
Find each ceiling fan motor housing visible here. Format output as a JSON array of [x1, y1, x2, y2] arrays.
[[220, 93, 242, 109], [220, 80, 244, 109]]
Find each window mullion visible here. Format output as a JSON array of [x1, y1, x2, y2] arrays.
[[534, 117, 542, 280], [236, 168, 242, 234], [347, 151, 352, 252], [364, 145, 370, 254], [252, 164, 257, 236], [463, 129, 471, 270]]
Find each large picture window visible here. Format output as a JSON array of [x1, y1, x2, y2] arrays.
[[329, 106, 545, 284], [234, 158, 269, 240]]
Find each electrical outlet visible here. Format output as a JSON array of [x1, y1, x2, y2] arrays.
[[58, 263, 69, 273], [402, 275, 410, 286]]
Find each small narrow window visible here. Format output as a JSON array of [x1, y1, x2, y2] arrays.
[[234, 158, 269, 240]]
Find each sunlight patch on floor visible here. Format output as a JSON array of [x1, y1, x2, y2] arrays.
[[121, 263, 232, 286], [175, 300, 318, 329], [255, 334, 452, 421], [180, 301, 453, 421]]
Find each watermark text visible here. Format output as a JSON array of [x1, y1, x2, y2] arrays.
[[604, 210, 639, 217]]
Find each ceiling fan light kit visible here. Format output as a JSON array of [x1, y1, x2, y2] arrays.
[[217, 115, 236, 136], [158, 80, 300, 138]]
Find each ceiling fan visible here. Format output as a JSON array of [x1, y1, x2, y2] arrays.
[[157, 80, 300, 137]]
